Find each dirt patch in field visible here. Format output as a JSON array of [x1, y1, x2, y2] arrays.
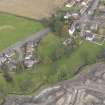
[[0, 0, 66, 19], [0, 25, 15, 30]]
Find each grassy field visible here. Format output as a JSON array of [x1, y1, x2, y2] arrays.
[[0, 13, 43, 51], [0, 33, 104, 95]]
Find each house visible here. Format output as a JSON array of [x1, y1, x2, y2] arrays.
[[64, 12, 79, 20], [24, 59, 35, 68], [69, 23, 76, 35], [63, 38, 72, 46], [23, 41, 40, 68], [80, 6, 88, 14], [65, 3, 73, 8], [69, 28, 75, 35], [79, 0, 91, 14], [65, 0, 75, 8], [81, 1, 87, 6], [84, 30, 95, 41], [90, 23, 98, 31], [0, 56, 7, 65], [24, 41, 34, 59], [4, 50, 15, 58], [64, 12, 71, 19], [26, 47, 34, 53], [0, 53, 17, 71], [72, 13, 79, 19], [69, 22, 79, 36], [24, 53, 33, 60], [5, 61, 16, 71]]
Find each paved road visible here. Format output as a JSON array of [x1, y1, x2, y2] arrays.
[[0, 27, 51, 55]]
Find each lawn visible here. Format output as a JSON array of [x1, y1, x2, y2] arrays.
[[0, 13, 43, 51], [0, 33, 104, 95]]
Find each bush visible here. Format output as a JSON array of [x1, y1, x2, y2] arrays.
[[50, 10, 66, 36], [98, 48, 105, 61], [3, 72, 13, 83], [20, 79, 33, 93], [57, 69, 68, 81]]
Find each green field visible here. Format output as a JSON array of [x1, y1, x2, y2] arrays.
[[0, 33, 104, 95], [0, 13, 43, 51]]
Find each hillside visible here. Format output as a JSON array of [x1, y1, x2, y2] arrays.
[[2, 63, 105, 105]]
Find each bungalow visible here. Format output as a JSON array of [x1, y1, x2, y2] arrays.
[[0, 56, 7, 65], [72, 13, 79, 19], [24, 53, 33, 60], [63, 38, 72, 46], [23, 41, 40, 68], [24, 59, 34, 68], [64, 12, 79, 20], [5, 61, 16, 71], [80, 6, 88, 14], [4, 50, 15, 58], [65, 0, 75, 8], [69, 28, 75, 35], [84, 30, 95, 41], [98, 5, 105, 12], [81, 2, 87, 6], [69, 23, 76, 35], [69, 22, 79, 36], [26, 47, 34, 53], [64, 12, 71, 19], [90, 23, 98, 31]]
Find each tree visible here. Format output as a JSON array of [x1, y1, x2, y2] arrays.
[[64, 46, 73, 57], [49, 44, 64, 61], [16, 61, 25, 73], [57, 69, 68, 81], [20, 79, 33, 93], [0, 90, 6, 105], [80, 51, 89, 65], [61, 23, 69, 37], [14, 50, 25, 73], [50, 10, 65, 36], [3, 72, 13, 82], [98, 49, 105, 61], [1, 63, 13, 82]]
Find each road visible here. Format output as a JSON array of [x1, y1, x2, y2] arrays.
[[0, 27, 51, 55]]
